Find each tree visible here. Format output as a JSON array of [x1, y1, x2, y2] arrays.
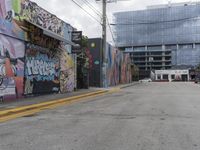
[[196, 64, 200, 70], [77, 35, 92, 69], [76, 35, 90, 89], [81, 35, 88, 48]]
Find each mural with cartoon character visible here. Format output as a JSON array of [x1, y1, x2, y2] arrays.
[[0, 34, 25, 101]]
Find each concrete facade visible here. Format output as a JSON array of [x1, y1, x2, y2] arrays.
[[154, 70, 189, 81], [114, 2, 200, 76]]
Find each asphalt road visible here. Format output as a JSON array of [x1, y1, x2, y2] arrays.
[[1, 82, 200, 150]]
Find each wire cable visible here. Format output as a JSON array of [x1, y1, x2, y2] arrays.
[[80, 0, 102, 18], [71, 0, 102, 25]]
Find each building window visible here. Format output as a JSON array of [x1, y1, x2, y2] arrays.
[[163, 74, 168, 80], [179, 44, 193, 49], [165, 45, 177, 50], [150, 52, 162, 56], [125, 47, 133, 52], [195, 43, 200, 49], [147, 45, 162, 51], [157, 74, 161, 80], [133, 46, 145, 51], [171, 74, 175, 80]]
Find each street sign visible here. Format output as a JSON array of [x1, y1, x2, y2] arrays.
[[72, 31, 82, 53]]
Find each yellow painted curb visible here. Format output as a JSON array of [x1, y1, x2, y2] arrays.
[[0, 87, 121, 123], [0, 90, 107, 117]]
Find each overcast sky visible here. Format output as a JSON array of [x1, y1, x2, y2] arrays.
[[31, 0, 198, 44]]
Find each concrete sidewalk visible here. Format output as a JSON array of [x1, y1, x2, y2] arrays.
[[0, 89, 97, 110], [0, 82, 139, 111]]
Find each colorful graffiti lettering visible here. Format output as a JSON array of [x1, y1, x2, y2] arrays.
[[12, 0, 66, 38], [0, 34, 25, 100], [26, 55, 58, 81], [24, 44, 60, 95]]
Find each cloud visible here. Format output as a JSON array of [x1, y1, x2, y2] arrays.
[[31, 0, 195, 44]]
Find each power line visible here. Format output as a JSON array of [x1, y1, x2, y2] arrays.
[[80, 0, 102, 18], [111, 16, 200, 25], [71, 0, 102, 25], [106, 16, 116, 46], [85, 0, 102, 15]]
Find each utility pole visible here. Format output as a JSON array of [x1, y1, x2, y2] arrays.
[[102, 0, 107, 88], [99, 0, 127, 87]]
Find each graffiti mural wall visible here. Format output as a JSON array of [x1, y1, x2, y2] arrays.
[[60, 48, 75, 93], [120, 54, 132, 84], [0, 0, 25, 40], [106, 45, 132, 86], [9, 0, 70, 40], [0, 0, 77, 101], [0, 34, 25, 100], [1, 0, 71, 39], [106, 45, 120, 86], [88, 38, 132, 87], [24, 44, 60, 95], [0, 0, 6, 18]]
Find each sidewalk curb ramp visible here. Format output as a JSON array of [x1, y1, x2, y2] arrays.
[[0, 90, 109, 122]]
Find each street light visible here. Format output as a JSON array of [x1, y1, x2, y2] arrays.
[[149, 56, 154, 69], [149, 56, 154, 78]]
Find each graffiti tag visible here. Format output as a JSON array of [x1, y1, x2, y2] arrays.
[[26, 57, 58, 81]]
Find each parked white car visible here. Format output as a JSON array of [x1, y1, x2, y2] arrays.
[[139, 78, 152, 83]]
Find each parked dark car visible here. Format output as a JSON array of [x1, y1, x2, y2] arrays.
[[194, 73, 200, 83]]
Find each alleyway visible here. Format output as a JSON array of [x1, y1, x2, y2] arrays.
[[1, 82, 200, 150]]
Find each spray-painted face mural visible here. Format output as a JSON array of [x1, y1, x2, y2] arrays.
[[0, 34, 25, 100], [24, 44, 60, 95], [60, 48, 75, 93]]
